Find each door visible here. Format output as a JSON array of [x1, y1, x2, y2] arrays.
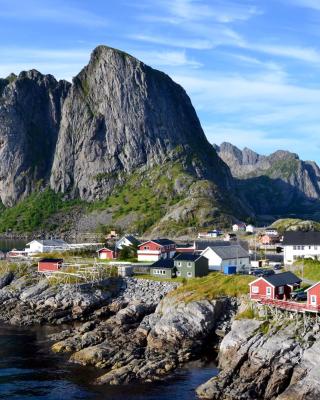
[[311, 295, 317, 306], [266, 286, 272, 298]]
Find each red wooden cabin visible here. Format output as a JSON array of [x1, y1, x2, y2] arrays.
[[97, 247, 116, 260], [38, 258, 63, 272], [249, 272, 301, 301], [137, 239, 176, 262], [306, 282, 320, 310]]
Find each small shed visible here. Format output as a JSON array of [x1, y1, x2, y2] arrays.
[[38, 258, 63, 272], [224, 265, 237, 275], [150, 259, 176, 278], [306, 282, 320, 309], [249, 271, 301, 301], [97, 247, 116, 260]]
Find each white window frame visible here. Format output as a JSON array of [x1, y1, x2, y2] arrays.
[[187, 262, 192, 267], [266, 287, 272, 297], [311, 295, 317, 305], [251, 286, 259, 294], [187, 272, 192, 278], [176, 271, 181, 277], [278, 286, 284, 295]]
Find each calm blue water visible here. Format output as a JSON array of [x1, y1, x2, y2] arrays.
[[0, 324, 218, 400]]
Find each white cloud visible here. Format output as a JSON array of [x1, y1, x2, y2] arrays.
[[286, 0, 320, 11], [129, 34, 213, 50], [131, 50, 201, 68]]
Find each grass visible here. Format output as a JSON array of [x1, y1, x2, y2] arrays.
[[235, 306, 257, 320], [169, 272, 254, 302], [293, 258, 320, 281]]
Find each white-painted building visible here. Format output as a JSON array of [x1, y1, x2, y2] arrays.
[[265, 228, 278, 236], [246, 225, 255, 233], [115, 235, 140, 250], [283, 231, 320, 265], [201, 245, 250, 272], [232, 223, 246, 232], [25, 239, 69, 254]]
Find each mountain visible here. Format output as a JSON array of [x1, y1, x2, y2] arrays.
[[0, 46, 248, 236], [215, 142, 320, 221]]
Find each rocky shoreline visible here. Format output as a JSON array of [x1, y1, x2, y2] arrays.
[[196, 302, 320, 400], [0, 270, 237, 388]]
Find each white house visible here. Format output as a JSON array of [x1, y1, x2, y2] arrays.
[[25, 239, 69, 254], [232, 223, 246, 232], [201, 245, 250, 272], [115, 235, 140, 250], [265, 228, 278, 236], [283, 231, 320, 265], [246, 224, 255, 233]]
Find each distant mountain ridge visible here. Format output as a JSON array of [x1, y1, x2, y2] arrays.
[[215, 142, 320, 221]]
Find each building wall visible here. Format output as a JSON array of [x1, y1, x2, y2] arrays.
[[38, 262, 62, 272], [284, 245, 320, 265], [201, 248, 249, 272], [98, 250, 114, 259], [138, 252, 161, 262], [175, 258, 208, 278], [150, 268, 174, 278], [250, 279, 274, 299], [307, 284, 320, 308]]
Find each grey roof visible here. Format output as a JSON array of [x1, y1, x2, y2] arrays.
[[263, 272, 301, 287], [151, 259, 175, 269], [116, 235, 140, 248], [207, 245, 249, 260], [174, 253, 203, 262], [195, 240, 231, 251], [282, 231, 320, 246]]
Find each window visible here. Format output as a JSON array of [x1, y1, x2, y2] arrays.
[[293, 246, 297, 250], [187, 262, 192, 267], [315, 246, 318, 250], [311, 295, 317, 305], [177, 262, 181, 267], [161, 270, 166, 275], [278, 286, 284, 295], [187, 272, 192, 278], [309, 246, 312, 250], [266, 287, 272, 297], [176, 271, 181, 277], [252, 286, 259, 294], [301, 246, 305, 250]]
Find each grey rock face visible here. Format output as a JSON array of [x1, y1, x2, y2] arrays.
[[0, 71, 70, 206]]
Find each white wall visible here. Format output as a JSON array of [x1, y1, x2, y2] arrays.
[[284, 245, 320, 265], [201, 248, 250, 272]]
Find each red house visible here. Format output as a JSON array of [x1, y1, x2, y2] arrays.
[[38, 258, 63, 272], [306, 282, 320, 310], [97, 247, 116, 260], [249, 272, 301, 301], [137, 239, 176, 262]]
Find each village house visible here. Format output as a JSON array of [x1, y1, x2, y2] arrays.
[[25, 239, 69, 254], [246, 224, 255, 234], [224, 233, 237, 241], [265, 228, 279, 236], [283, 231, 320, 265], [249, 271, 301, 301], [97, 247, 116, 260], [198, 230, 221, 239], [260, 234, 280, 246], [174, 254, 208, 278], [115, 235, 140, 251], [38, 258, 64, 272], [232, 223, 246, 232], [150, 259, 176, 278], [137, 239, 176, 262], [201, 245, 250, 272], [306, 282, 320, 310]]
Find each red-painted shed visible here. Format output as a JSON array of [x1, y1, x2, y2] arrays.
[[249, 272, 301, 301], [97, 247, 116, 260], [38, 258, 63, 272], [306, 282, 320, 310]]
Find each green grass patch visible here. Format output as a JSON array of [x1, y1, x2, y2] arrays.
[[294, 258, 320, 281], [169, 272, 254, 302]]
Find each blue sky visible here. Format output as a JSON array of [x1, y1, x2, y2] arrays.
[[1, 0, 320, 161]]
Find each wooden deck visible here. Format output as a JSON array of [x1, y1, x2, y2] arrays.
[[260, 298, 320, 313]]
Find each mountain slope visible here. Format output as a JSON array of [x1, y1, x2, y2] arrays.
[[215, 142, 320, 221], [0, 46, 248, 236]]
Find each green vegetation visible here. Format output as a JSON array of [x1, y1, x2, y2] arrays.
[[0, 189, 83, 233], [235, 306, 257, 320], [294, 258, 320, 281], [271, 218, 320, 234], [169, 272, 254, 302], [266, 158, 299, 179]]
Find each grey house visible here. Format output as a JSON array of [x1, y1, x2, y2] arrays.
[[150, 259, 176, 278], [174, 254, 209, 278]]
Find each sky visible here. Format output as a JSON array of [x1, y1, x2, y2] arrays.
[[1, 0, 320, 161]]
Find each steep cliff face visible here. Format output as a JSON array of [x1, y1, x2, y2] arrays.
[[0, 71, 70, 206], [50, 46, 232, 201], [215, 142, 320, 220], [0, 46, 246, 235]]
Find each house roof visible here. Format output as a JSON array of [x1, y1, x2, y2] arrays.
[[97, 247, 114, 253], [176, 243, 195, 249], [39, 258, 63, 263], [206, 245, 249, 260], [306, 281, 320, 292], [174, 253, 204, 262], [282, 231, 320, 246], [140, 238, 175, 247], [27, 239, 68, 246], [151, 259, 175, 269], [263, 271, 301, 287], [195, 240, 231, 251], [116, 235, 140, 247]]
